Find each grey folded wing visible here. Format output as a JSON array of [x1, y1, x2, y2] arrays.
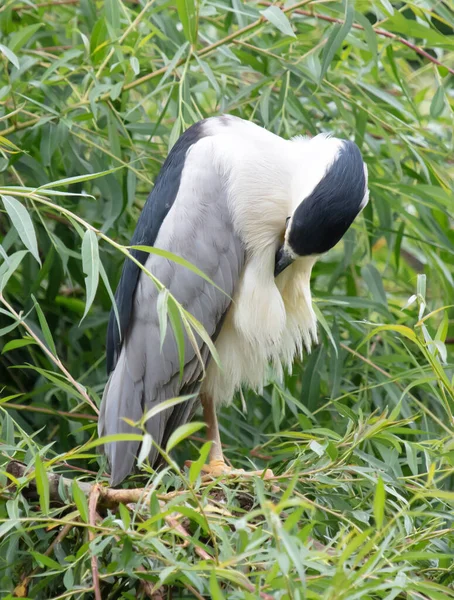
[[99, 133, 244, 485]]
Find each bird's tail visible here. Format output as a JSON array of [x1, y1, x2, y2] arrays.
[[98, 351, 144, 486]]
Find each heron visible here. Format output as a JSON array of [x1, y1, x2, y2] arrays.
[[99, 115, 369, 486]]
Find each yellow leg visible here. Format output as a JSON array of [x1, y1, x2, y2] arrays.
[[202, 393, 224, 464], [185, 394, 274, 480]]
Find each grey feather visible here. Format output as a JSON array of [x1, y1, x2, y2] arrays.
[[99, 130, 244, 485]]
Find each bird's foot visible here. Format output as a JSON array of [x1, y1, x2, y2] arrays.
[[185, 458, 274, 480]]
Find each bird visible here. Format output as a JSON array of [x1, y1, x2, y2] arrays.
[[99, 115, 369, 486]]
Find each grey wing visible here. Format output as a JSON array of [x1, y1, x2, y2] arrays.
[[99, 148, 244, 485]]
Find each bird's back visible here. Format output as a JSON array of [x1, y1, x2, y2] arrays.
[[99, 123, 245, 485]]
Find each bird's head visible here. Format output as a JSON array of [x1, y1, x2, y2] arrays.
[[275, 136, 369, 277]]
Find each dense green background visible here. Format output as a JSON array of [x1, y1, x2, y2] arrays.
[[0, 0, 453, 598]]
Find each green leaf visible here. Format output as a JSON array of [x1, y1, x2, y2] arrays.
[[157, 288, 169, 350], [35, 454, 50, 515], [189, 441, 211, 484], [31, 294, 57, 355], [36, 165, 123, 189], [166, 421, 205, 453], [99, 260, 120, 340], [142, 394, 196, 427], [9, 24, 43, 53], [176, 0, 198, 44], [118, 503, 131, 530], [72, 480, 89, 522], [167, 297, 186, 379], [31, 551, 62, 571], [0, 44, 19, 69], [210, 570, 226, 600], [374, 475, 385, 528], [320, 2, 354, 81], [130, 245, 226, 296], [1, 195, 41, 265], [260, 6, 296, 38], [361, 264, 388, 307], [2, 337, 36, 354], [137, 433, 153, 468], [355, 12, 377, 64], [81, 229, 99, 321], [430, 85, 445, 119], [0, 250, 28, 292]]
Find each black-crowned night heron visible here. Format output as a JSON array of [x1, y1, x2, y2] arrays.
[[99, 115, 369, 485]]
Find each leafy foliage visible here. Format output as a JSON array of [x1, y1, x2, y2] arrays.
[[0, 0, 453, 598]]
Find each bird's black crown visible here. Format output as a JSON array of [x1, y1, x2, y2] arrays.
[[288, 140, 367, 257]]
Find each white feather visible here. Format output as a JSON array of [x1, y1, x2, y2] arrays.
[[198, 117, 344, 405]]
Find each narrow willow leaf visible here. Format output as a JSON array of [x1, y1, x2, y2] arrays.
[[166, 421, 204, 453], [189, 441, 211, 484], [176, 0, 198, 44], [157, 288, 169, 350], [417, 273, 426, 300], [36, 166, 123, 189], [430, 85, 445, 118], [379, 0, 394, 15], [167, 297, 186, 379], [81, 229, 99, 321], [137, 433, 153, 467], [374, 476, 385, 528], [118, 503, 131, 530], [2, 338, 36, 354], [168, 118, 181, 151], [31, 294, 57, 355], [0, 250, 28, 292], [1, 195, 41, 265], [35, 454, 50, 515], [0, 44, 19, 69], [184, 310, 221, 368], [156, 43, 189, 93], [0, 135, 22, 153], [209, 570, 226, 600], [130, 56, 140, 75], [355, 12, 377, 64], [260, 6, 295, 38], [99, 260, 120, 339], [130, 245, 227, 296], [142, 394, 195, 426], [320, 2, 354, 81], [0, 319, 20, 336], [9, 24, 43, 53], [361, 264, 388, 307], [31, 552, 61, 571], [72, 480, 89, 522]]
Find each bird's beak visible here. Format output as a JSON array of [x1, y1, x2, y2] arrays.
[[274, 244, 294, 277]]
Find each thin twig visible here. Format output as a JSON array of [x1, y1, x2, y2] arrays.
[[3, 402, 95, 421], [88, 485, 102, 600], [0, 294, 98, 414], [258, 1, 454, 76]]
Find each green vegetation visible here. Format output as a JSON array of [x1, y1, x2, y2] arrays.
[[0, 0, 453, 598]]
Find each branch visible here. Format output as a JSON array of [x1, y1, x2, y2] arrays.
[[258, 1, 454, 76], [88, 485, 102, 600], [3, 402, 95, 421], [7, 461, 214, 560]]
